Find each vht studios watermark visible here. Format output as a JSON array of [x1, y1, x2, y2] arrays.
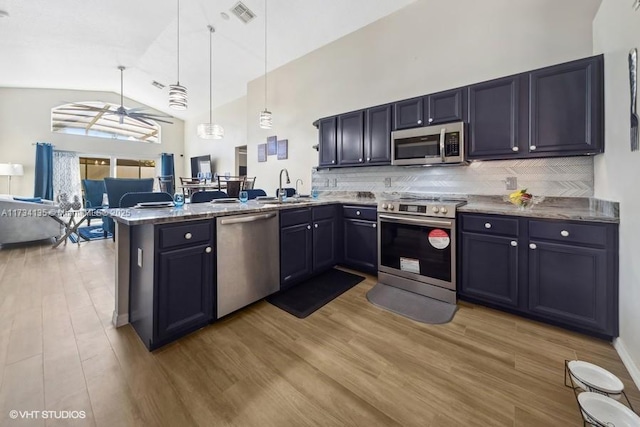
[[8, 410, 86, 420]]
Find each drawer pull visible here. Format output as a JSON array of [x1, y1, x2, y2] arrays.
[[560, 230, 570, 237], [417, 119, 423, 125], [205, 247, 212, 254], [314, 224, 318, 228], [511, 241, 518, 247], [529, 243, 537, 250], [356, 211, 361, 216], [184, 232, 192, 240], [372, 223, 377, 228], [428, 118, 434, 123], [484, 223, 492, 229], [512, 146, 519, 152], [307, 225, 311, 230], [530, 145, 537, 151]]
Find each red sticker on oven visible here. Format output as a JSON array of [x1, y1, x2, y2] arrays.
[[428, 229, 450, 250]]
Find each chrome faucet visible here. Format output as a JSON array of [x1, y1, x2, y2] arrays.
[[295, 179, 303, 197], [278, 168, 290, 201]]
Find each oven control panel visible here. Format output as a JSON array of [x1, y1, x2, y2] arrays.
[[378, 201, 461, 218]]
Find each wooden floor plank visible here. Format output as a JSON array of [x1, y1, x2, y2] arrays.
[[0, 239, 638, 427]]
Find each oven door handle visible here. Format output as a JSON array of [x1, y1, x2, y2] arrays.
[[379, 214, 453, 228], [440, 128, 446, 163]]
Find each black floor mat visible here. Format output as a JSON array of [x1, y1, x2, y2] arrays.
[[267, 268, 365, 318]]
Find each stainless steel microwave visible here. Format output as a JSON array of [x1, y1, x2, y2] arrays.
[[391, 121, 465, 166]]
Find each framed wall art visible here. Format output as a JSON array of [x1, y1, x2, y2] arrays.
[[257, 143, 267, 162], [267, 135, 277, 156], [277, 139, 288, 160]]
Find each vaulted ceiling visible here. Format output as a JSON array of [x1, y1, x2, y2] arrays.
[[0, 0, 416, 120]]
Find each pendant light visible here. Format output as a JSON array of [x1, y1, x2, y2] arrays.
[[259, 0, 272, 129], [169, 0, 187, 110], [197, 26, 224, 139]]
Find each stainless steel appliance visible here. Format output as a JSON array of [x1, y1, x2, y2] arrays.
[[391, 121, 465, 166], [216, 211, 280, 318], [377, 198, 466, 304]]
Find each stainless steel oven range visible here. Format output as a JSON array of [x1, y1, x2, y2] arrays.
[[377, 198, 466, 304]]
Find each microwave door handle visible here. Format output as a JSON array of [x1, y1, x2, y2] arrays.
[[440, 128, 446, 163]]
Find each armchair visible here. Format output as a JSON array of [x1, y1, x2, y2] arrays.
[[81, 179, 106, 226], [103, 178, 154, 240]]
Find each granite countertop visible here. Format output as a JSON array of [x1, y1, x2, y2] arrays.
[[459, 195, 619, 224], [107, 192, 619, 226]]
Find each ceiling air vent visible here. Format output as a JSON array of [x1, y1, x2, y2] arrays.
[[231, 1, 256, 24]]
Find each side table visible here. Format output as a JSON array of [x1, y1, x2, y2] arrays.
[[49, 209, 90, 248]]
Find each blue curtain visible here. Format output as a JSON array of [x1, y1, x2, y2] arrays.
[[160, 153, 175, 194], [34, 142, 54, 199]]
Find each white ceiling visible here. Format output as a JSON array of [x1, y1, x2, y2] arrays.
[[0, 0, 416, 121]]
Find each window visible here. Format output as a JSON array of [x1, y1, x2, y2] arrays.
[[79, 157, 111, 180], [51, 102, 161, 143], [116, 159, 156, 179]]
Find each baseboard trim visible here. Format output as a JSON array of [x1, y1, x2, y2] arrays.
[[112, 311, 129, 328], [614, 337, 640, 390]]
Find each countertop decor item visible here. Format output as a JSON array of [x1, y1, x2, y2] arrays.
[[505, 189, 543, 209], [630, 48, 638, 151]]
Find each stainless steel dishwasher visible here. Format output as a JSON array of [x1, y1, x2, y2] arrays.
[[216, 211, 280, 318]]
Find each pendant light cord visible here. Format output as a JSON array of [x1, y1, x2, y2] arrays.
[[177, 0, 180, 84], [208, 26, 213, 124], [120, 67, 124, 107], [264, 0, 268, 110]]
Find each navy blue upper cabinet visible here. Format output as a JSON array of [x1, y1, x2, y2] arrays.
[[394, 97, 424, 130], [318, 117, 337, 167], [337, 111, 365, 166], [425, 88, 465, 125], [467, 75, 527, 159], [528, 55, 604, 155], [365, 105, 392, 165]]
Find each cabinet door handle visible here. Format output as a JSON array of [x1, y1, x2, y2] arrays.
[[529, 243, 537, 250], [314, 224, 318, 228], [366, 157, 370, 162], [530, 145, 537, 151], [184, 232, 192, 240], [331, 160, 335, 164], [484, 223, 492, 229], [372, 223, 377, 228], [205, 247, 212, 253], [428, 118, 434, 123], [560, 230, 569, 237], [359, 158, 363, 162], [512, 146, 519, 152], [307, 225, 311, 230], [511, 241, 518, 247], [417, 119, 423, 125], [356, 211, 361, 216]]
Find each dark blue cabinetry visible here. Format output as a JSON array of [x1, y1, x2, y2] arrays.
[[129, 220, 215, 350], [280, 206, 339, 289], [318, 117, 337, 167], [338, 111, 365, 166], [458, 213, 618, 339], [393, 89, 465, 130], [341, 205, 377, 274], [365, 104, 392, 164]]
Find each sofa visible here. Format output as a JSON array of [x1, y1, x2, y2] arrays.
[[0, 195, 61, 245]]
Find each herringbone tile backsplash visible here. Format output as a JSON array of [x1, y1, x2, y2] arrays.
[[312, 157, 593, 197]]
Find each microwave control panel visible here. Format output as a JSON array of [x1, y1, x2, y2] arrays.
[[444, 132, 460, 156]]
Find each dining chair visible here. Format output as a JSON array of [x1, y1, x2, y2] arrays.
[[103, 178, 154, 240], [243, 177, 256, 190], [218, 176, 245, 198], [190, 191, 228, 203], [81, 179, 106, 226], [157, 175, 174, 194], [120, 192, 173, 208], [245, 189, 266, 200], [179, 177, 202, 198]]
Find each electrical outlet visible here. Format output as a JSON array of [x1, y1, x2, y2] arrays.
[[332, 178, 338, 187], [505, 176, 517, 191], [384, 177, 391, 188]]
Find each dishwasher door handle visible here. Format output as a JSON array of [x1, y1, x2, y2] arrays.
[[219, 212, 277, 225]]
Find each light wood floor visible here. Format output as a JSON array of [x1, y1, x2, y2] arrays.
[[0, 239, 638, 427]]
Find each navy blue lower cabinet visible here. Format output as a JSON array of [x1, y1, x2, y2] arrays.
[[460, 231, 519, 308], [528, 240, 610, 334], [312, 217, 338, 272], [157, 244, 214, 342], [343, 218, 378, 274], [280, 222, 313, 289], [458, 213, 618, 339]]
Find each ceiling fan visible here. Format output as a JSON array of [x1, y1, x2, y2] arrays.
[[67, 66, 173, 126]]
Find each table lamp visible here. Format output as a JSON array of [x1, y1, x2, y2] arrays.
[[0, 163, 24, 194]]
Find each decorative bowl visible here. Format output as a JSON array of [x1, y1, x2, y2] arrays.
[[502, 194, 544, 210]]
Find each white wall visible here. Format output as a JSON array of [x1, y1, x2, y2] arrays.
[[183, 96, 247, 181], [235, 0, 599, 195], [0, 87, 184, 197], [593, 0, 640, 386]]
